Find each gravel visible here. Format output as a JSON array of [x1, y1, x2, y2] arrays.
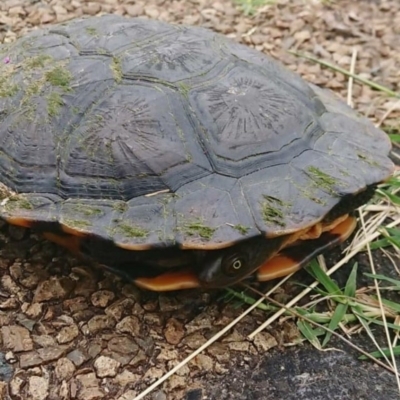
[[0, 0, 399, 399]]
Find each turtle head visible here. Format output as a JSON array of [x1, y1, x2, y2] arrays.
[[197, 236, 283, 288]]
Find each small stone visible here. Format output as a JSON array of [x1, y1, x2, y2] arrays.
[[0, 352, 14, 381], [55, 358, 76, 380], [53, 5, 67, 15], [252, 332, 278, 353], [143, 367, 164, 382], [19, 352, 42, 368], [182, 333, 207, 350], [5, 351, 17, 363], [94, 355, 120, 378], [113, 370, 140, 387], [73, 310, 94, 322], [158, 295, 183, 312], [91, 290, 115, 308], [59, 380, 69, 399], [32, 335, 56, 348], [129, 349, 147, 367], [10, 375, 25, 398], [23, 303, 43, 318], [107, 336, 139, 355], [0, 297, 19, 310], [20, 346, 67, 368], [215, 363, 229, 374], [117, 390, 138, 400], [144, 5, 160, 18], [56, 325, 79, 344], [9, 263, 23, 281], [124, 3, 144, 16], [156, 347, 179, 362], [38, 346, 67, 363], [74, 373, 104, 400], [105, 298, 134, 320], [165, 375, 186, 391], [33, 277, 74, 303], [192, 354, 213, 372], [227, 341, 252, 352], [164, 318, 184, 345], [0, 382, 8, 399], [29, 367, 42, 376], [63, 297, 88, 313], [82, 3, 101, 15], [222, 330, 245, 343], [1, 325, 33, 352], [15, 314, 36, 331], [143, 313, 163, 326], [207, 343, 230, 363], [153, 390, 167, 400], [28, 376, 49, 400], [88, 341, 102, 359], [116, 316, 140, 336], [67, 349, 89, 367], [86, 315, 116, 334], [71, 267, 97, 297]]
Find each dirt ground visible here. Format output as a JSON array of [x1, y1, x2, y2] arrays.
[[0, 0, 399, 399]]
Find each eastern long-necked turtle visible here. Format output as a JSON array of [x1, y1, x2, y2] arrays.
[[0, 15, 394, 291]]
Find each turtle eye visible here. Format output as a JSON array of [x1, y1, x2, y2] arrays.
[[222, 254, 247, 277]]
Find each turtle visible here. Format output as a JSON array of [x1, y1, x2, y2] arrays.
[[0, 15, 394, 291]]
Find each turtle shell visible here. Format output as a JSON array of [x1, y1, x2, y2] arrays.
[[0, 15, 394, 256]]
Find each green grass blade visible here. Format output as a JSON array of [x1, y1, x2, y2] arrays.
[[305, 260, 343, 296], [322, 264, 358, 346], [359, 346, 400, 360], [368, 237, 399, 250], [364, 273, 400, 288], [321, 303, 347, 347], [353, 307, 400, 330], [365, 295, 400, 313], [379, 189, 400, 205], [389, 134, 400, 142], [297, 320, 322, 349], [223, 288, 276, 311]]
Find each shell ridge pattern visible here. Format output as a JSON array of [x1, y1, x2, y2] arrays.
[[0, 15, 395, 249]]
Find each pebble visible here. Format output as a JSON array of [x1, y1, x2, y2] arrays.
[[164, 318, 185, 345], [252, 332, 279, 353], [1, 325, 33, 352], [28, 376, 49, 400], [74, 373, 104, 400], [85, 315, 116, 334], [20, 346, 67, 368], [56, 324, 79, 344], [116, 316, 140, 336], [117, 390, 138, 400], [66, 349, 89, 367], [0, 382, 8, 399], [33, 278, 74, 303], [91, 290, 115, 308], [192, 354, 214, 372], [105, 298, 134, 320], [113, 370, 140, 387], [0, 1, 398, 399], [107, 336, 139, 355], [94, 355, 121, 378], [55, 357, 76, 380]]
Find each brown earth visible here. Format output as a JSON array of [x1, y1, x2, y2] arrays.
[[0, 0, 400, 399]]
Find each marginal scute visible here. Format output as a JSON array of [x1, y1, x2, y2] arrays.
[[0, 15, 394, 251]]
